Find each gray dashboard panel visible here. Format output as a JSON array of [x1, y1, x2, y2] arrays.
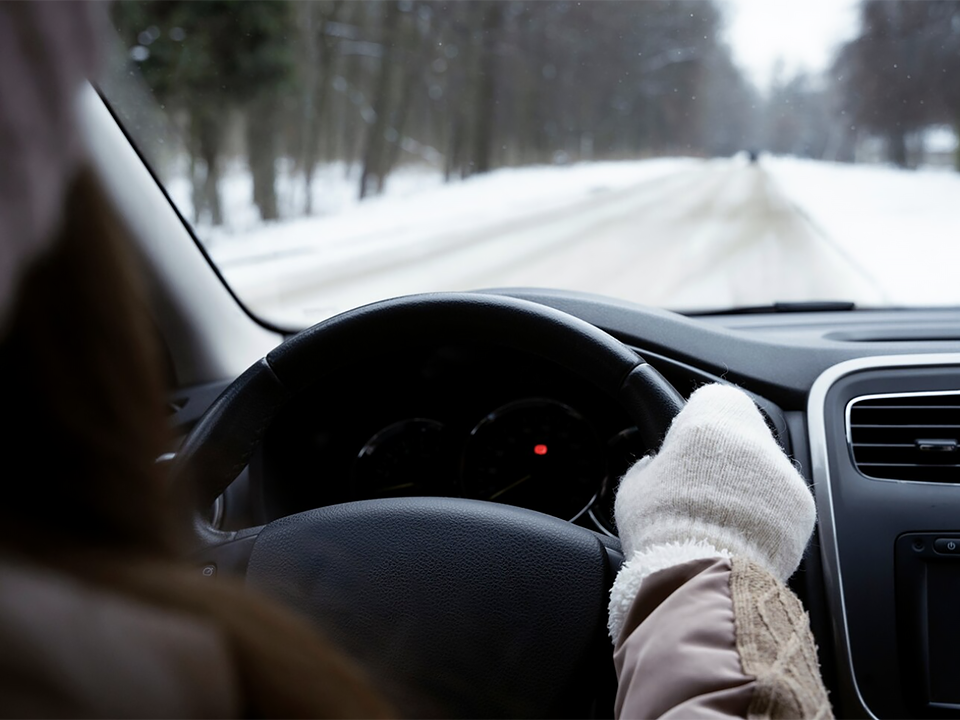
[[490, 288, 960, 406]]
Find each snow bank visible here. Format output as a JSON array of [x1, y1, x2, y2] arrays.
[[165, 161, 445, 237], [764, 157, 960, 306]]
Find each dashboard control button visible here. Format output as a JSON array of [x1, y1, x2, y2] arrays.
[[934, 538, 960, 554]]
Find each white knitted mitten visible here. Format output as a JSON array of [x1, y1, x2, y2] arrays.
[[608, 383, 816, 641]]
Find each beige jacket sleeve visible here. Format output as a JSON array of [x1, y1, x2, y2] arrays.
[[613, 556, 833, 720]]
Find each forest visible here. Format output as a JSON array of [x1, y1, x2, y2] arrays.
[[109, 1, 960, 226]]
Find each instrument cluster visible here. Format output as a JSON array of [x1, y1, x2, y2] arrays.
[[352, 397, 647, 534], [259, 343, 662, 535]]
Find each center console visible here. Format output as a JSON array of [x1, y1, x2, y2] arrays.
[[809, 355, 960, 718]]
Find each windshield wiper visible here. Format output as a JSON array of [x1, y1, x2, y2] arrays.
[[684, 301, 857, 316]]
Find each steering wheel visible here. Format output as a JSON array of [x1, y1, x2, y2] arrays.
[[171, 293, 684, 718]]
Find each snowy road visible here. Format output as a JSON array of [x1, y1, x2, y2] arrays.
[[213, 158, 906, 326], [474, 160, 886, 310]]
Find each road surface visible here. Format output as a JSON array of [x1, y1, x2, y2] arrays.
[[225, 159, 887, 326]]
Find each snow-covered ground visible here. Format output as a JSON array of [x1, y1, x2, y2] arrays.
[[164, 156, 960, 327], [173, 158, 696, 324], [764, 157, 960, 307], [166, 161, 447, 237]]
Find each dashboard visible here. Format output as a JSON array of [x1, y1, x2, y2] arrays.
[[170, 290, 960, 720]]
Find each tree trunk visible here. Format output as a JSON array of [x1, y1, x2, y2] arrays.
[[191, 108, 223, 226], [472, 3, 503, 175], [955, 119, 960, 172], [303, 73, 335, 214], [247, 98, 280, 221], [359, 1, 402, 199], [445, 114, 465, 182], [383, 24, 433, 180], [887, 128, 908, 168], [340, 55, 362, 176], [301, 2, 344, 213], [298, 2, 320, 213]]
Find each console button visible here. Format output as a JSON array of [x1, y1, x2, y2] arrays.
[[934, 538, 960, 554]]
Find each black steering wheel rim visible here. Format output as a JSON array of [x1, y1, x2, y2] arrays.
[[171, 292, 683, 543]]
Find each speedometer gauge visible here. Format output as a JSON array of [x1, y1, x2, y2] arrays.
[[353, 419, 453, 499], [461, 399, 605, 520]]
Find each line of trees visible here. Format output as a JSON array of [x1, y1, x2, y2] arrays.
[[835, 0, 960, 169], [111, 1, 960, 228], [112, 0, 756, 225], [112, 2, 295, 224], [761, 1, 960, 170]]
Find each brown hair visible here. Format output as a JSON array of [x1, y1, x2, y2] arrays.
[[0, 167, 391, 717], [0, 166, 175, 554]]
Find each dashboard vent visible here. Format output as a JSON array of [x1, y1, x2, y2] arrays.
[[847, 392, 960, 482]]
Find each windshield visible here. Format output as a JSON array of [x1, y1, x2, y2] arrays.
[[103, 1, 960, 328]]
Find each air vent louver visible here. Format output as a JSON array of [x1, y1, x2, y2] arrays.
[[847, 392, 960, 482]]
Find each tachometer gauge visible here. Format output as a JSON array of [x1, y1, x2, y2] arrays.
[[353, 419, 454, 499], [461, 399, 605, 520]]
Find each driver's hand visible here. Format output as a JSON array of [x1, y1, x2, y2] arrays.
[[607, 383, 815, 640]]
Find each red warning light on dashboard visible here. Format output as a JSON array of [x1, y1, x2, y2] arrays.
[[533, 444, 548, 456]]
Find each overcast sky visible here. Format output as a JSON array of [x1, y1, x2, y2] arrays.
[[720, 0, 861, 89]]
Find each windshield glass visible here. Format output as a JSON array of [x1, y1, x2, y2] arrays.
[[103, 1, 960, 328]]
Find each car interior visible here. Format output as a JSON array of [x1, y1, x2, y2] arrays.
[[80, 26, 960, 714]]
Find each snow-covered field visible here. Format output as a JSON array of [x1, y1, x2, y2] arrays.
[[165, 156, 960, 326]]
